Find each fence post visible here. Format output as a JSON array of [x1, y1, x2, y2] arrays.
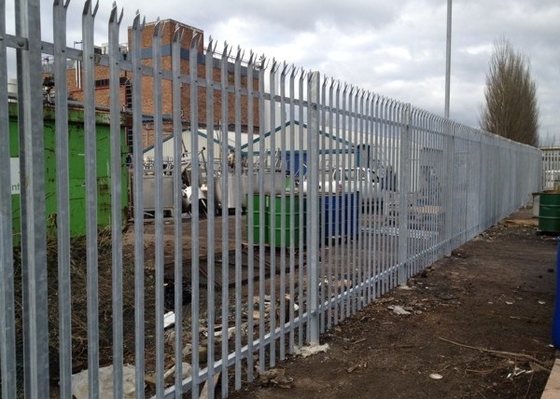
[[108, 6, 124, 398], [82, 2, 102, 397], [444, 121, 455, 253], [52, 1, 73, 397], [16, 0, 50, 397], [397, 104, 411, 285], [0, 0, 17, 397], [308, 71, 321, 345]]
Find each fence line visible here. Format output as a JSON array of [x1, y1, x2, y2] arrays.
[[1, 1, 541, 398], [542, 148, 560, 190]]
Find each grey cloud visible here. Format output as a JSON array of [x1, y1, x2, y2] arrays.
[[8, 0, 558, 138]]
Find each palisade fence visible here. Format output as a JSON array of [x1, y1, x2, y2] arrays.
[[541, 148, 560, 190], [0, 1, 542, 398]]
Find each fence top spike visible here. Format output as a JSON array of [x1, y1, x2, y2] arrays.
[[235, 46, 244, 62], [247, 50, 255, 65], [222, 41, 231, 57], [281, 61, 290, 75], [190, 32, 200, 49], [256, 54, 266, 70], [53, 0, 70, 7], [291, 65, 298, 78], [109, 2, 123, 24], [153, 18, 167, 38], [211, 40, 218, 53], [173, 26, 184, 43], [270, 59, 279, 73], [132, 11, 145, 30], [82, 0, 90, 16]]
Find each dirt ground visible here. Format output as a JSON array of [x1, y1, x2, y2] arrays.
[[228, 206, 559, 399]]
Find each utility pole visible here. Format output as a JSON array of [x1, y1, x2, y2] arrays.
[[444, 0, 452, 119]]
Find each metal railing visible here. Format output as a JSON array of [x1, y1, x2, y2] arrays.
[[541, 148, 560, 190], [0, 1, 542, 398]]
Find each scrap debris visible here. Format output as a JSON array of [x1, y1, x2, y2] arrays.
[[144, 362, 192, 386], [388, 305, 411, 315], [71, 364, 140, 399], [347, 360, 368, 373], [506, 366, 532, 379], [258, 368, 294, 389], [294, 343, 330, 358], [429, 373, 443, 380]]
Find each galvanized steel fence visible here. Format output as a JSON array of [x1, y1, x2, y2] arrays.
[[0, 1, 542, 398], [542, 148, 560, 190]]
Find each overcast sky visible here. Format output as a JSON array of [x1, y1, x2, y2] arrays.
[[7, 0, 560, 143]]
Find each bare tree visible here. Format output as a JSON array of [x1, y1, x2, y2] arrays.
[[480, 38, 539, 146], [540, 131, 560, 148]]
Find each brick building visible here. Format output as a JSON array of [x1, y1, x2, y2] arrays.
[[58, 19, 259, 154]]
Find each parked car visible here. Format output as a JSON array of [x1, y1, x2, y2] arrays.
[[302, 167, 384, 205]]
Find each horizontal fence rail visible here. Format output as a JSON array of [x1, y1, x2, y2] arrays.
[[1, 1, 542, 398]]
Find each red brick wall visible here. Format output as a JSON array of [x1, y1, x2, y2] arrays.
[[61, 19, 260, 152]]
